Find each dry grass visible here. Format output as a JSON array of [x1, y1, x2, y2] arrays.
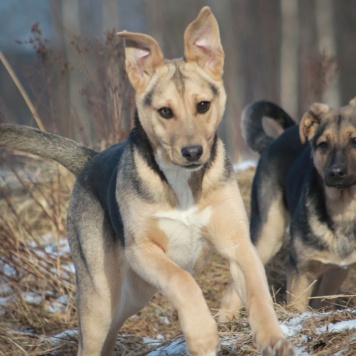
[[0, 159, 355, 355]]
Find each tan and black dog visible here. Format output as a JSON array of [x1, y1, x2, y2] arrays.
[[228, 99, 356, 313], [0, 8, 293, 356]]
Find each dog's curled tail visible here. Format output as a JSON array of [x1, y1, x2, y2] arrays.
[[241, 101, 295, 155], [0, 124, 97, 176]]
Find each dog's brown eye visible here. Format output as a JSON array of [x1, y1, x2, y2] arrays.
[[158, 107, 173, 119], [318, 141, 329, 152], [351, 137, 356, 146], [197, 101, 210, 114]]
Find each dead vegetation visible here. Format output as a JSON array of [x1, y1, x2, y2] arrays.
[[0, 161, 355, 355]]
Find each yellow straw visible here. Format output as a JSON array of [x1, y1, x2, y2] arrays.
[[0, 50, 45, 131]]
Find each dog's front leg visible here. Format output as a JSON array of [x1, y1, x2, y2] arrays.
[[286, 257, 327, 312], [208, 184, 293, 355], [126, 239, 219, 356]]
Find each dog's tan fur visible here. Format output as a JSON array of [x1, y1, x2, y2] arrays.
[[0, 7, 293, 355]]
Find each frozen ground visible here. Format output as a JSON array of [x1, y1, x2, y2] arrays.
[[145, 311, 356, 355], [0, 162, 354, 355]]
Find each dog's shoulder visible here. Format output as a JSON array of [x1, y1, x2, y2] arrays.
[[77, 140, 129, 189]]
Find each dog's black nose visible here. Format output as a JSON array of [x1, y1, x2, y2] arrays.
[[328, 166, 346, 179], [181, 145, 203, 162], [327, 165, 346, 181]]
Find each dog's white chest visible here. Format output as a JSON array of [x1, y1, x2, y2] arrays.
[[155, 206, 212, 273]]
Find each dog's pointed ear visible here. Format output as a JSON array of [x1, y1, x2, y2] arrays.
[[118, 31, 164, 92], [299, 103, 330, 143], [184, 6, 224, 80], [349, 97, 356, 107]]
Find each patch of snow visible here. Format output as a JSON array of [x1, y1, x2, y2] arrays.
[[59, 239, 71, 255], [294, 346, 309, 356], [22, 292, 42, 305], [280, 323, 294, 337], [147, 339, 188, 355], [0, 296, 11, 315], [57, 295, 69, 304], [63, 263, 75, 274], [0, 283, 12, 295], [41, 232, 55, 244], [45, 295, 69, 314], [233, 160, 256, 172], [47, 329, 78, 346], [33, 250, 46, 259], [43, 237, 71, 256], [0, 296, 11, 307], [143, 336, 163, 346], [221, 336, 240, 346], [45, 302, 64, 314], [315, 319, 356, 334], [160, 316, 171, 325], [3, 263, 16, 277], [280, 312, 311, 337]]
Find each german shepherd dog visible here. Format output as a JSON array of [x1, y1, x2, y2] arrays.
[[234, 99, 356, 313], [0, 8, 293, 356]]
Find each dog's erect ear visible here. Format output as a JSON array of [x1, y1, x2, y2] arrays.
[[349, 97, 356, 107], [299, 103, 330, 143], [184, 6, 224, 80], [118, 31, 164, 92]]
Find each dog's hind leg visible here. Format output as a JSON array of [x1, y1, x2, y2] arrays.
[[251, 190, 289, 265], [218, 281, 243, 322], [68, 195, 156, 356], [73, 238, 121, 355], [310, 266, 349, 310], [72, 233, 156, 356], [76, 258, 156, 356]]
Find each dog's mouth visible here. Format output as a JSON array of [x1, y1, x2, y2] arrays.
[[182, 162, 204, 170], [325, 181, 356, 189], [325, 176, 356, 189]]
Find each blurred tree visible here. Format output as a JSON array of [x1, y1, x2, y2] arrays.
[[280, 0, 298, 118], [316, 0, 340, 108]]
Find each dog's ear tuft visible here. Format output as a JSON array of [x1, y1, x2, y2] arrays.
[[299, 103, 329, 143], [349, 97, 356, 107], [117, 31, 164, 92], [184, 7, 224, 80]]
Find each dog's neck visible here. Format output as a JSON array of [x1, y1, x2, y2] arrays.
[[323, 184, 356, 222], [155, 157, 205, 209]]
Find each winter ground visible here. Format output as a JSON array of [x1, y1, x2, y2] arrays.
[[0, 161, 355, 355]]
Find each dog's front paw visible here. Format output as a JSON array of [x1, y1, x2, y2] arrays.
[[259, 338, 294, 356], [185, 318, 220, 356], [186, 332, 220, 356]]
